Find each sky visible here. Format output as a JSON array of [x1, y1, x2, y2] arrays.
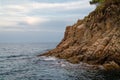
[[0, 0, 95, 43]]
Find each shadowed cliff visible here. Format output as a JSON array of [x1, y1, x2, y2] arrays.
[[39, 0, 120, 70]]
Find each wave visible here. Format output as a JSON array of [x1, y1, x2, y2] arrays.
[[6, 55, 27, 58], [41, 56, 57, 61]]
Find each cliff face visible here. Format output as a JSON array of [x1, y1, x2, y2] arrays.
[[40, 0, 120, 70]]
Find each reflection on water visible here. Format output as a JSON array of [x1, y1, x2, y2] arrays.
[[0, 43, 120, 80]]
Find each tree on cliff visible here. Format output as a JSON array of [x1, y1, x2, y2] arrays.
[[90, 0, 120, 5], [90, 0, 105, 5]]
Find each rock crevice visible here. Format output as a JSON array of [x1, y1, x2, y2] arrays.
[[39, 1, 120, 70]]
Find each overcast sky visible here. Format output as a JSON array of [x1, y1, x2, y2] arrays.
[[0, 0, 95, 43]]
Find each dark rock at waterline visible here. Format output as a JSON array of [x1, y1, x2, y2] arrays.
[[39, 0, 120, 71]]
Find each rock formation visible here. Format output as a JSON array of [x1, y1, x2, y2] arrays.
[[39, 0, 120, 70]]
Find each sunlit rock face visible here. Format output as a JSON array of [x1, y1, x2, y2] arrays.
[[40, 0, 120, 71]]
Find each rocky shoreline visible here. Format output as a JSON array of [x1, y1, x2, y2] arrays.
[[39, 0, 120, 71]]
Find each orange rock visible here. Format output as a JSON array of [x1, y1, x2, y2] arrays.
[[39, 1, 120, 71]]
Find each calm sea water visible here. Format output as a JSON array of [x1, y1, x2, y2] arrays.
[[0, 43, 120, 80]]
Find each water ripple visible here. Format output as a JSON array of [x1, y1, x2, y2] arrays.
[[0, 43, 120, 80]]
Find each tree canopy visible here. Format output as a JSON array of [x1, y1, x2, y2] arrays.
[[90, 0, 105, 5]]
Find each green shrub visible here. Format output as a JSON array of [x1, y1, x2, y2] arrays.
[[90, 0, 105, 5]]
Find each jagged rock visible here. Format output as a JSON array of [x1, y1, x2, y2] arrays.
[[103, 61, 120, 71], [39, 0, 120, 71]]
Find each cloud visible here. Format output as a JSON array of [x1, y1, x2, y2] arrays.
[[1, 0, 91, 12], [0, 21, 17, 27], [0, 0, 95, 31], [0, 0, 96, 42], [24, 16, 49, 25], [31, 0, 91, 10], [0, 16, 49, 27]]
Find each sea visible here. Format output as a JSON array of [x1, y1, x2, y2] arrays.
[[0, 43, 120, 80]]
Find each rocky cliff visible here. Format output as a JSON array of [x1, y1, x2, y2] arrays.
[[39, 0, 120, 70]]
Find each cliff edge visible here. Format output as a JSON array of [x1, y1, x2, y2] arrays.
[[39, 0, 120, 70]]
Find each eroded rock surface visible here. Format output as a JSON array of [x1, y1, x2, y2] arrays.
[[39, 0, 120, 70]]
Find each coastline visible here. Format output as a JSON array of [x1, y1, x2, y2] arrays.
[[39, 0, 120, 71]]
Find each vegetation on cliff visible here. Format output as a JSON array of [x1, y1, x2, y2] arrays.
[[40, 0, 120, 71], [90, 0, 105, 5]]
